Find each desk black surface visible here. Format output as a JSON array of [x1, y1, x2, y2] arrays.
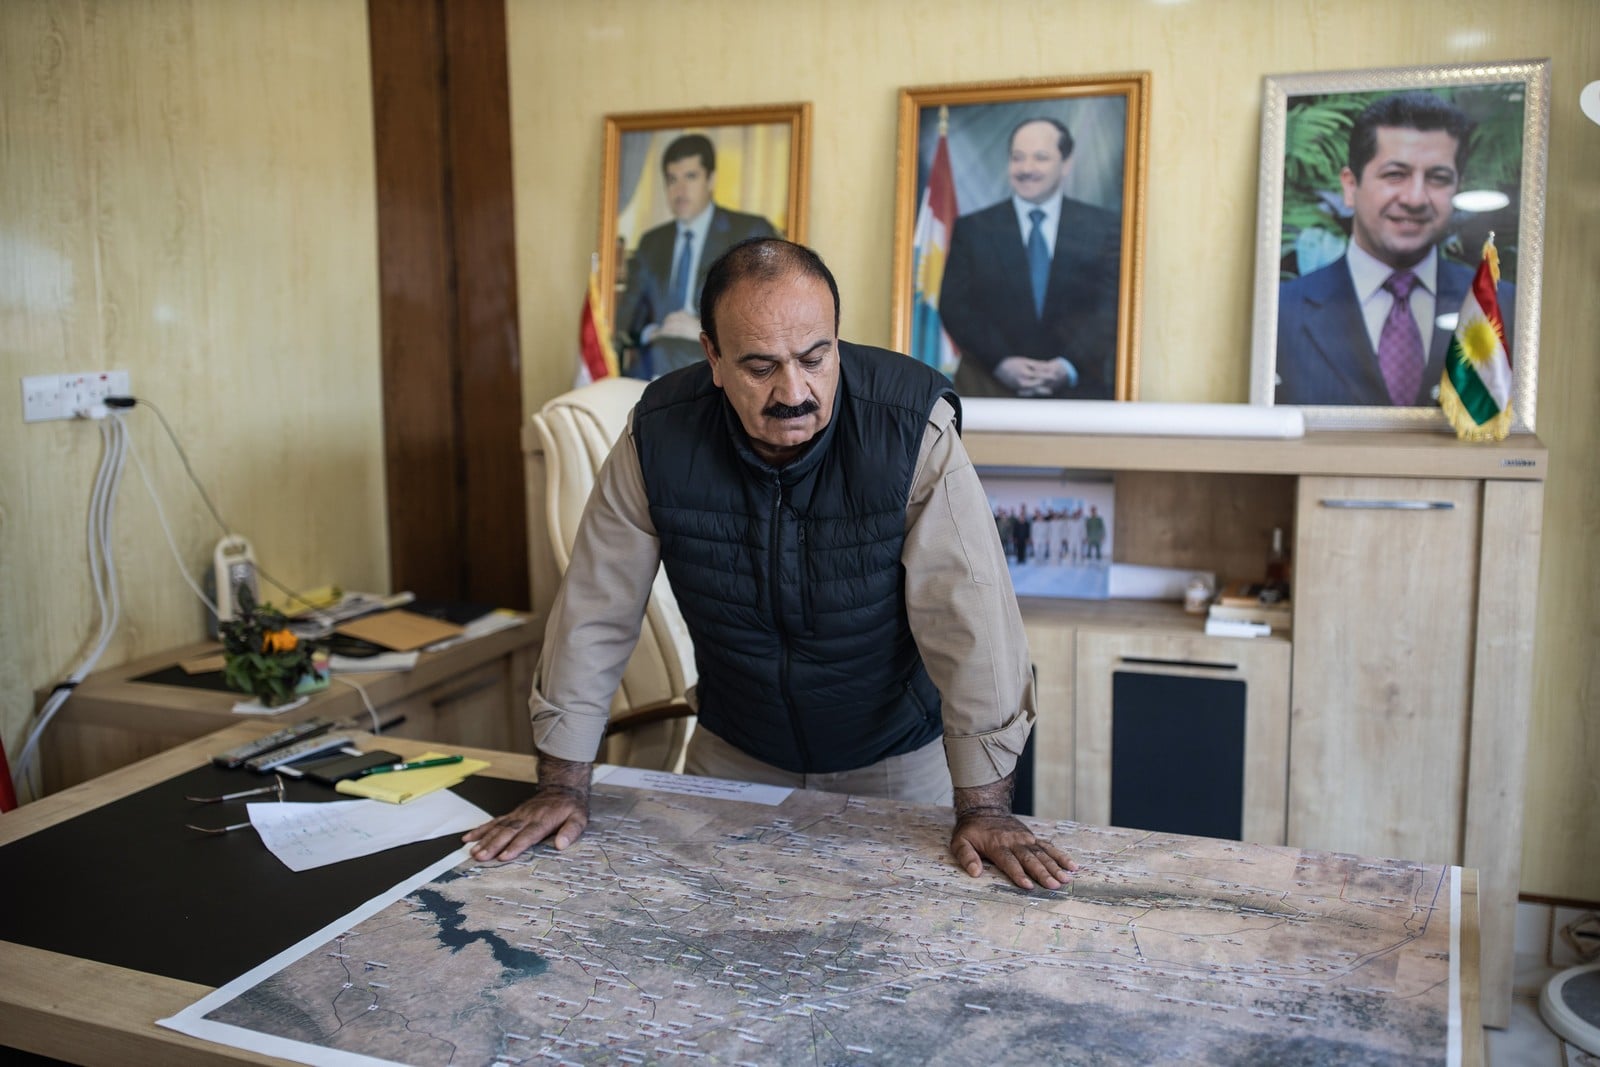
[[0, 763, 531, 988]]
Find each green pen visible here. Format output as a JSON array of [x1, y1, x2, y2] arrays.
[[358, 755, 464, 777]]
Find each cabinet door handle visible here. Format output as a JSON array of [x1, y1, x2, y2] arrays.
[[1119, 656, 1239, 673], [1318, 498, 1455, 511]]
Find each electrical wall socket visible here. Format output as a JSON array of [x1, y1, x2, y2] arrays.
[[20, 370, 132, 423]]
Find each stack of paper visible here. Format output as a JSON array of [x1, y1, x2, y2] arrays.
[[1203, 617, 1272, 639], [334, 751, 490, 804], [422, 609, 527, 653]]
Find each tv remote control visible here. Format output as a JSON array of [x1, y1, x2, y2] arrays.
[[244, 733, 357, 773], [211, 718, 335, 769]]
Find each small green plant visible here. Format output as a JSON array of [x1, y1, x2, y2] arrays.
[[220, 584, 317, 706]]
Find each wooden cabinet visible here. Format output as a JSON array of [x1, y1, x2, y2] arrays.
[[1075, 628, 1290, 846], [1289, 474, 1542, 1036], [972, 428, 1545, 1029], [38, 622, 539, 793], [1289, 476, 1482, 864]]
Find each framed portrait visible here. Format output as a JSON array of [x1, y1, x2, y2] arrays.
[[891, 74, 1150, 405], [600, 103, 811, 380], [1249, 60, 1550, 431]]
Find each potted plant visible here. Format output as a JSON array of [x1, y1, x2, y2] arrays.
[[219, 584, 327, 706]]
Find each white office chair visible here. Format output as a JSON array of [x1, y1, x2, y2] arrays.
[[523, 377, 697, 772]]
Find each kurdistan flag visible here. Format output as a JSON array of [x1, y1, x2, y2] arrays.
[[1440, 236, 1513, 441], [910, 108, 959, 375]]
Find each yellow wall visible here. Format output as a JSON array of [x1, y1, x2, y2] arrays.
[[506, 0, 1600, 899], [0, 0, 385, 783]]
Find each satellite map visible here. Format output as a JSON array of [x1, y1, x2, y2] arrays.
[[167, 770, 1465, 1066]]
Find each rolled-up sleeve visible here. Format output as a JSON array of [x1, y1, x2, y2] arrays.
[[903, 399, 1036, 789], [529, 414, 662, 762]]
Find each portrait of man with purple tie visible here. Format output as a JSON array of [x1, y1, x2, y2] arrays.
[[1274, 91, 1518, 408], [613, 132, 780, 379], [938, 115, 1125, 400]]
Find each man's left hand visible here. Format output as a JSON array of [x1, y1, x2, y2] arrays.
[[950, 812, 1077, 890]]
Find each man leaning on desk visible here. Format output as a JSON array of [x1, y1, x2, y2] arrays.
[[467, 237, 1075, 892]]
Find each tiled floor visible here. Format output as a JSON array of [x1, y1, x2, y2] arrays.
[[1485, 904, 1600, 1065]]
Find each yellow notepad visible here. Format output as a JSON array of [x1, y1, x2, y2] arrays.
[[335, 751, 490, 804]]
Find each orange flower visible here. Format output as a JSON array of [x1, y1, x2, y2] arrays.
[[263, 629, 298, 655]]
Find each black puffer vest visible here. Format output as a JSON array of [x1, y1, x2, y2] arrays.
[[633, 341, 960, 773]]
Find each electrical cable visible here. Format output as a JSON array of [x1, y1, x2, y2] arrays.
[[131, 398, 231, 536], [125, 426, 219, 616], [335, 676, 382, 734], [12, 412, 130, 800], [124, 397, 324, 615]]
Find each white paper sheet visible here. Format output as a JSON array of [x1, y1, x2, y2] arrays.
[[247, 791, 489, 872], [591, 764, 792, 805]]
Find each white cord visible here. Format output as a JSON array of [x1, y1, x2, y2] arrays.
[[335, 676, 382, 734], [125, 426, 219, 617], [135, 400, 319, 618], [13, 413, 130, 800]]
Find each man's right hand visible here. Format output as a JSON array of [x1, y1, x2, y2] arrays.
[[462, 753, 592, 861]]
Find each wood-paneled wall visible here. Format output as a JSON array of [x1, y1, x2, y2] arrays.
[[0, 1, 384, 785], [503, 0, 1600, 901]]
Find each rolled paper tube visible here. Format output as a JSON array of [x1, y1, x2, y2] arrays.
[[960, 399, 1305, 438]]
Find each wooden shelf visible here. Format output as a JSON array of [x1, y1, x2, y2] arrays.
[[1017, 595, 1291, 642], [966, 428, 1547, 481]]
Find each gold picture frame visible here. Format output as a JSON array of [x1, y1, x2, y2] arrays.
[[891, 74, 1149, 402], [600, 103, 811, 379], [1249, 60, 1550, 431]]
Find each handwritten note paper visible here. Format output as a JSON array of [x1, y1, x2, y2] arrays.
[[247, 791, 488, 872]]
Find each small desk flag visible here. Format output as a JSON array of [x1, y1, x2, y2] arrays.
[[1440, 236, 1513, 442]]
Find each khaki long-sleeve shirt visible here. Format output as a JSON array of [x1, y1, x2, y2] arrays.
[[530, 397, 1035, 790]]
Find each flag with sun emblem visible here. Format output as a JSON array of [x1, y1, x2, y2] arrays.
[[1440, 235, 1513, 441], [911, 107, 959, 376]]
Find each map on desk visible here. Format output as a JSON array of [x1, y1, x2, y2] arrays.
[[161, 768, 1466, 1066]]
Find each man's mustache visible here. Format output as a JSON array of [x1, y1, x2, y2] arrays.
[[763, 399, 819, 419]]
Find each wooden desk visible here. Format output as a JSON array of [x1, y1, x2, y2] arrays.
[[39, 622, 538, 794], [3, 723, 538, 1066], [3, 721, 1485, 1066]]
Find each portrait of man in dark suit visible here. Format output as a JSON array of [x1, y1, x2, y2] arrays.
[[613, 133, 778, 379], [939, 116, 1123, 399], [1275, 91, 1518, 407]]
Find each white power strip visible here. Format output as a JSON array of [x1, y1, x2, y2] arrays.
[[21, 370, 132, 422]]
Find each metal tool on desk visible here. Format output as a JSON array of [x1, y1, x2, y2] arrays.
[[186, 776, 285, 834]]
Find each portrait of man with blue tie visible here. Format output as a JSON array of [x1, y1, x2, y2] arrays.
[[938, 115, 1125, 399], [1274, 91, 1518, 408], [613, 133, 778, 379]]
